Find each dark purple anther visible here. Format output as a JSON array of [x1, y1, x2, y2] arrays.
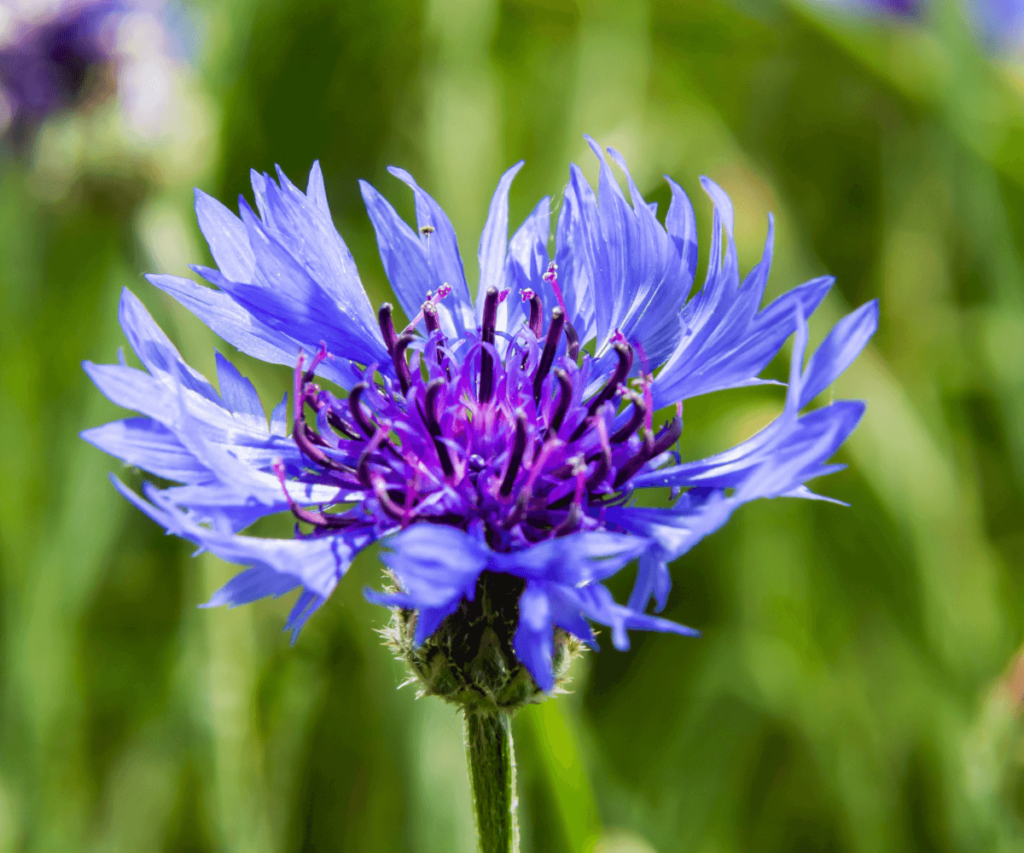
[[274, 461, 354, 528], [424, 379, 455, 478], [326, 411, 358, 439], [610, 392, 647, 443], [568, 342, 633, 443], [371, 474, 409, 522], [564, 322, 580, 361], [293, 420, 351, 473], [548, 370, 573, 437], [533, 308, 565, 404], [349, 383, 378, 438], [612, 435, 653, 489], [612, 416, 682, 489], [423, 301, 441, 334], [649, 416, 682, 457], [393, 334, 415, 394], [480, 287, 499, 404], [378, 303, 399, 358], [588, 343, 633, 417], [291, 355, 352, 472], [523, 289, 543, 338], [500, 411, 529, 497], [357, 429, 389, 489]]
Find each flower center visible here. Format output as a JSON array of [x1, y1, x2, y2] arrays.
[[283, 267, 681, 551]]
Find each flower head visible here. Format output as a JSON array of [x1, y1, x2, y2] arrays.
[[83, 138, 877, 700]]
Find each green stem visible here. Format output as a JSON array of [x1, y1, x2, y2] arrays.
[[464, 709, 519, 853]]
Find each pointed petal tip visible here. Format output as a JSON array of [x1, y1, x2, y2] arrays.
[[386, 164, 416, 186]]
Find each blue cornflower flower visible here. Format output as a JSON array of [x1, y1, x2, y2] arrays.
[[83, 138, 877, 700]]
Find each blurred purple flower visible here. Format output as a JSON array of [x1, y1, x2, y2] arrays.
[[0, 2, 118, 136], [822, 0, 1024, 50], [971, 0, 1024, 48], [0, 0, 188, 143], [863, 0, 922, 16]]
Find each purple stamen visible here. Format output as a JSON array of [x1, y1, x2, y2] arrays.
[[587, 342, 633, 418], [349, 383, 379, 438], [610, 392, 646, 444], [499, 411, 528, 497], [522, 289, 543, 338], [301, 342, 331, 387], [402, 284, 454, 335], [564, 322, 580, 361], [542, 261, 567, 315], [378, 303, 399, 358], [371, 473, 409, 522], [423, 300, 441, 334], [649, 416, 682, 457], [357, 428, 390, 489], [286, 285, 685, 549], [480, 287, 499, 404], [424, 378, 455, 478], [533, 307, 565, 404], [612, 417, 681, 488], [393, 334, 415, 394], [567, 343, 632, 443], [547, 369, 573, 436], [273, 461, 354, 529]]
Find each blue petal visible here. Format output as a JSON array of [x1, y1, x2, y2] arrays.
[[262, 165, 378, 332], [513, 581, 555, 691], [664, 176, 698, 291], [626, 550, 673, 613], [118, 288, 219, 403], [284, 589, 327, 642], [215, 351, 266, 430], [218, 201, 386, 367], [382, 167, 476, 334], [492, 530, 646, 586], [413, 601, 463, 646], [203, 566, 300, 607], [477, 161, 525, 310], [799, 300, 879, 408], [148, 274, 302, 365], [501, 195, 550, 336], [82, 418, 206, 482], [113, 478, 372, 599], [572, 583, 699, 651], [306, 161, 331, 217], [554, 177, 597, 345], [651, 275, 833, 406], [378, 524, 489, 609], [194, 189, 255, 282], [567, 161, 612, 347], [359, 180, 434, 324]]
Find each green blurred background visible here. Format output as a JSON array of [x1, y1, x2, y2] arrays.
[[3, 0, 1024, 850]]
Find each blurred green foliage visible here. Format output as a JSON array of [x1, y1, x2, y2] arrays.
[[2, 0, 1024, 850]]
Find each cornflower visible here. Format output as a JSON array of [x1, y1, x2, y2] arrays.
[[84, 138, 877, 852]]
